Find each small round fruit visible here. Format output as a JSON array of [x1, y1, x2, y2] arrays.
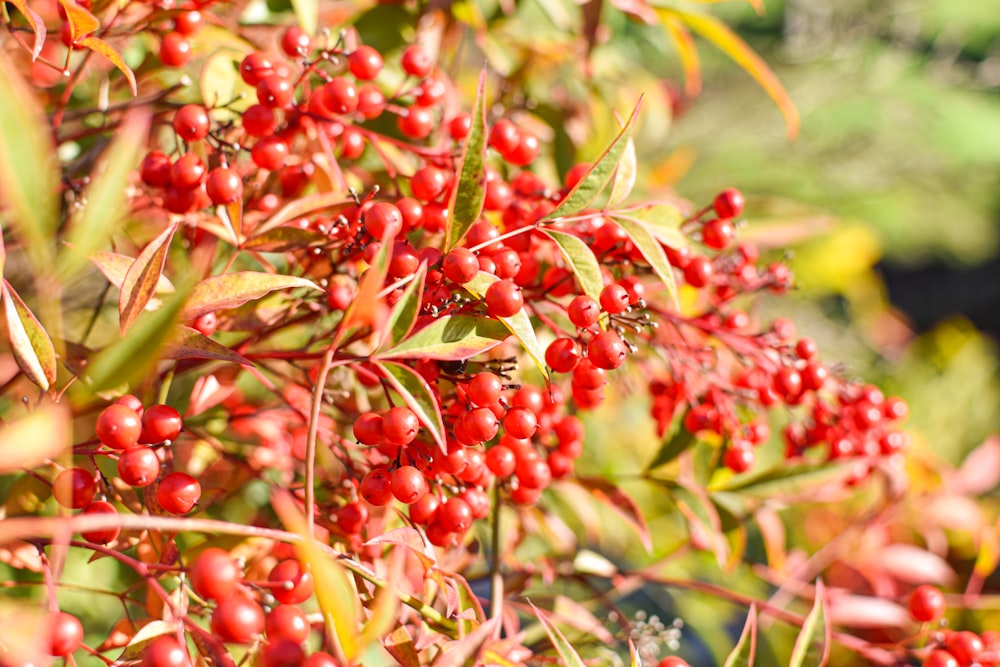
[[442, 248, 479, 284], [160, 32, 191, 67], [117, 446, 160, 488], [382, 406, 420, 446], [190, 547, 241, 601], [80, 500, 121, 544], [269, 560, 314, 604], [52, 467, 97, 509], [142, 636, 191, 667], [361, 468, 393, 506], [349, 45, 383, 80], [48, 611, 84, 657], [485, 280, 523, 318], [265, 604, 311, 643], [401, 44, 433, 78], [140, 404, 183, 444], [157, 472, 201, 514], [587, 331, 627, 370], [211, 594, 264, 644], [205, 167, 243, 205], [173, 104, 210, 142], [390, 465, 428, 505], [96, 403, 142, 450], [713, 188, 744, 219], [908, 585, 946, 623]]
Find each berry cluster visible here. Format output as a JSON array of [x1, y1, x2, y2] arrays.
[[907, 586, 1000, 666]]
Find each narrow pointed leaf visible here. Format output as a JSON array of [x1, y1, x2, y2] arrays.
[[77, 36, 137, 96], [357, 549, 404, 649], [656, 8, 799, 139], [446, 67, 488, 251], [0, 404, 70, 473], [223, 198, 243, 243], [375, 360, 447, 453], [376, 315, 509, 361], [717, 462, 852, 498], [541, 98, 642, 222], [542, 230, 604, 302], [607, 124, 637, 207], [58, 0, 100, 41], [661, 15, 702, 97], [686, 0, 766, 17], [616, 202, 686, 247], [464, 272, 548, 380], [789, 580, 830, 667], [290, 0, 318, 36], [0, 49, 59, 248], [334, 238, 390, 348], [434, 617, 500, 667], [575, 477, 652, 553], [529, 602, 587, 667], [272, 490, 360, 660], [382, 263, 427, 350], [614, 214, 680, 310], [2, 281, 57, 391], [241, 226, 327, 252], [163, 327, 252, 366], [91, 251, 175, 294], [255, 192, 350, 237], [5, 0, 46, 60], [0, 229, 5, 278], [646, 421, 695, 471], [181, 272, 320, 320], [64, 111, 150, 280], [83, 287, 188, 394], [119, 223, 177, 335], [723, 604, 757, 667]]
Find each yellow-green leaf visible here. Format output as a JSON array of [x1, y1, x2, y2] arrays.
[[58, 0, 99, 42], [723, 604, 757, 667], [76, 36, 137, 96], [446, 67, 488, 251], [607, 123, 637, 207], [381, 263, 426, 350], [2, 280, 57, 391], [375, 360, 447, 453], [272, 490, 360, 660], [290, 0, 318, 36], [661, 15, 702, 97], [529, 602, 587, 667], [542, 230, 605, 302], [181, 272, 320, 321], [375, 315, 509, 361], [613, 214, 680, 310], [656, 7, 799, 139], [90, 251, 175, 296], [119, 223, 178, 335], [0, 404, 69, 473], [789, 580, 830, 667]]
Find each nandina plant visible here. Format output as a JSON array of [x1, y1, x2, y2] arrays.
[[0, 2, 990, 666]]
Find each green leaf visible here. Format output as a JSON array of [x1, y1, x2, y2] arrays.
[[382, 263, 426, 350], [333, 238, 390, 349], [617, 202, 686, 248], [607, 125, 637, 207], [575, 476, 653, 553], [723, 604, 757, 667], [375, 360, 447, 453], [655, 7, 799, 139], [445, 67, 488, 251], [713, 496, 747, 571], [241, 226, 327, 252], [542, 230, 605, 302], [2, 281, 57, 391], [375, 315, 509, 361], [613, 214, 680, 311], [529, 602, 587, 667], [290, 0, 318, 36], [90, 251, 175, 296], [272, 490, 360, 661], [77, 36, 137, 96], [540, 98, 642, 223], [0, 49, 59, 257], [181, 272, 320, 321], [83, 286, 189, 394], [645, 414, 695, 471], [63, 110, 150, 280], [5, 0, 46, 60], [716, 462, 852, 498], [789, 580, 830, 667], [464, 272, 548, 380], [119, 223, 178, 335], [163, 327, 251, 366]]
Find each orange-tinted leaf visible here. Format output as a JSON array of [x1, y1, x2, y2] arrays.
[[575, 477, 652, 552], [119, 223, 177, 335], [76, 36, 137, 96], [5, 0, 46, 60], [529, 602, 587, 667], [163, 326, 251, 366], [375, 360, 447, 454], [181, 272, 320, 320], [334, 239, 390, 348], [789, 580, 829, 667], [58, 0, 100, 42], [255, 192, 351, 236], [656, 7, 799, 139], [384, 627, 421, 667], [723, 604, 757, 667], [2, 280, 57, 391], [91, 251, 175, 295], [0, 404, 70, 473], [661, 16, 702, 97], [434, 616, 500, 667]]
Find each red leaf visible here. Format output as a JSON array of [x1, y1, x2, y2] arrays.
[[2, 280, 57, 391], [119, 223, 177, 335], [7, 0, 47, 60], [957, 436, 1000, 495], [827, 594, 908, 629], [162, 326, 252, 366], [181, 272, 320, 321], [77, 36, 137, 96], [434, 616, 500, 667]]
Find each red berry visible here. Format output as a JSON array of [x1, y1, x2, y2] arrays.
[[568, 295, 601, 328], [339, 126, 366, 159], [410, 166, 450, 201], [173, 10, 202, 36], [587, 331, 627, 370], [397, 107, 435, 139], [240, 52, 275, 86], [160, 32, 191, 67], [321, 77, 358, 115], [713, 188, 744, 219], [190, 547, 241, 601], [683, 256, 714, 288], [117, 446, 160, 487], [503, 407, 537, 439], [908, 585, 946, 623], [336, 501, 369, 534], [546, 337, 581, 374], [437, 497, 472, 532], [382, 406, 420, 445], [401, 44, 433, 78], [353, 412, 384, 445], [486, 445, 517, 477], [52, 467, 97, 509], [269, 560, 314, 604], [173, 104, 210, 142], [357, 84, 385, 119], [143, 636, 192, 667], [723, 444, 755, 473], [48, 611, 84, 657], [485, 280, 523, 318], [265, 604, 311, 643], [923, 651, 959, 667], [243, 104, 276, 137], [80, 500, 121, 544], [141, 150, 173, 188], [657, 659, 690, 667], [349, 45, 383, 80], [170, 152, 206, 190], [945, 630, 984, 665], [156, 472, 201, 514], [572, 359, 606, 391], [773, 367, 804, 402], [257, 75, 295, 108], [468, 372, 503, 407], [409, 492, 441, 525], [489, 119, 520, 155], [702, 218, 735, 250], [364, 201, 403, 240], [304, 652, 341, 667], [448, 113, 472, 140], [361, 468, 393, 506], [516, 457, 551, 489], [262, 638, 306, 667], [504, 132, 540, 166], [252, 136, 290, 171], [205, 167, 243, 205], [211, 593, 264, 644], [442, 248, 479, 284], [390, 465, 428, 504], [280, 26, 311, 57], [141, 404, 183, 444]]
